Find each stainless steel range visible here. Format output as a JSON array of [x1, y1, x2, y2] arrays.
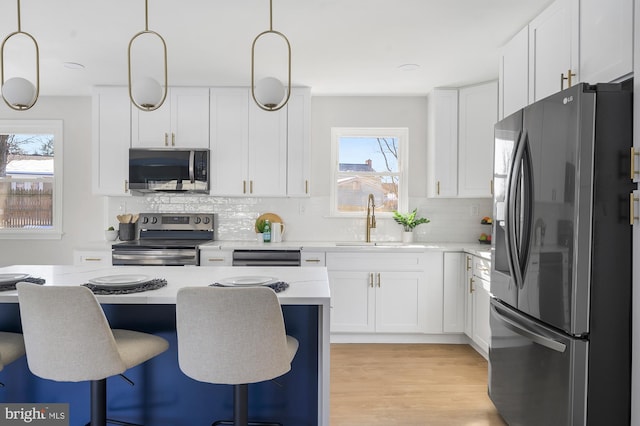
[[112, 213, 215, 266]]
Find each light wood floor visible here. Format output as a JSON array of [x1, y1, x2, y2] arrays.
[[330, 343, 507, 426]]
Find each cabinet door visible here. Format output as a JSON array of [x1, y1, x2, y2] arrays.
[[499, 25, 529, 119], [132, 87, 210, 148], [328, 271, 375, 333], [443, 252, 465, 333], [287, 88, 311, 196], [579, 0, 633, 84], [427, 88, 458, 197], [209, 88, 249, 196], [248, 101, 287, 196], [458, 81, 497, 198], [528, 0, 578, 103], [464, 254, 474, 338], [472, 276, 491, 355], [170, 87, 210, 148], [131, 94, 171, 147], [375, 271, 426, 333], [91, 86, 131, 195]]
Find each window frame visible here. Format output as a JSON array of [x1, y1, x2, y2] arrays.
[[0, 119, 63, 239], [330, 127, 409, 217]]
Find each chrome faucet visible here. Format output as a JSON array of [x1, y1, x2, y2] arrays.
[[365, 193, 376, 242]]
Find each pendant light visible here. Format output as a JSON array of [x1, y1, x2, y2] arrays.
[[1, 0, 39, 111], [251, 0, 291, 112], [128, 0, 167, 111]]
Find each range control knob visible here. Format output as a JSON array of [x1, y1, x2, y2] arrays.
[[142, 217, 149, 224], [203, 216, 211, 225], [151, 217, 158, 224], [194, 217, 202, 224]]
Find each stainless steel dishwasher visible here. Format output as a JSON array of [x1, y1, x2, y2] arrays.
[[232, 250, 301, 266]]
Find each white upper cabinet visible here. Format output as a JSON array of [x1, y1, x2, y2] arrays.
[[458, 81, 497, 198], [210, 87, 304, 197], [248, 97, 288, 196], [499, 26, 529, 120], [579, 0, 633, 84], [427, 82, 497, 199], [209, 88, 249, 196], [528, 0, 579, 104], [91, 86, 131, 196], [131, 87, 210, 148], [427, 88, 458, 198], [286, 88, 312, 197]]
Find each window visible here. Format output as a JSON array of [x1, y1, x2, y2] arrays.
[[0, 120, 63, 239], [331, 127, 408, 216]]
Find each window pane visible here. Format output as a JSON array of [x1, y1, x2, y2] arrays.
[[336, 174, 398, 213], [338, 137, 399, 173], [0, 133, 55, 229]]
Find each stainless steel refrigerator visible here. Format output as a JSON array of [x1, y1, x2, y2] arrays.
[[489, 82, 634, 425]]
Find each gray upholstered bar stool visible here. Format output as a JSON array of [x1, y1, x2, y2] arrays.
[[0, 331, 26, 386], [16, 282, 169, 426], [176, 286, 298, 426]]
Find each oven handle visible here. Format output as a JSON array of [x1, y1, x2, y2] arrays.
[[112, 249, 196, 259]]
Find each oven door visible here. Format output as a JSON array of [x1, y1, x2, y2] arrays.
[[112, 248, 199, 266]]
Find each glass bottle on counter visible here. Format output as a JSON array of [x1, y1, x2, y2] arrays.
[[263, 220, 271, 242]]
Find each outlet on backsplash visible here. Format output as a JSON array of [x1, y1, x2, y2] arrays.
[[470, 204, 479, 216]]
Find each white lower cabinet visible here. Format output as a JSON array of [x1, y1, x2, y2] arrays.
[[443, 252, 465, 333], [301, 251, 325, 267], [326, 251, 443, 334], [199, 248, 232, 266], [464, 254, 491, 358], [73, 250, 112, 266]]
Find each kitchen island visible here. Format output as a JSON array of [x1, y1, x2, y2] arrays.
[[0, 265, 330, 426]]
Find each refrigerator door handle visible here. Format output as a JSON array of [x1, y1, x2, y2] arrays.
[[506, 129, 527, 289], [491, 304, 567, 353]]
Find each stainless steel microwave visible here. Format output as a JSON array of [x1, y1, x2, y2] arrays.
[[129, 148, 209, 194]]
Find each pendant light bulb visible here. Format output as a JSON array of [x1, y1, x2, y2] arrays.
[[255, 77, 285, 109], [2, 77, 36, 109], [132, 76, 163, 110]]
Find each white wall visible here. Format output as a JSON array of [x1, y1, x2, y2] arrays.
[[0, 96, 104, 265]]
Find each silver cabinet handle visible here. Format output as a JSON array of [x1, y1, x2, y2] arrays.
[[369, 273, 374, 288], [376, 272, 381, 287]]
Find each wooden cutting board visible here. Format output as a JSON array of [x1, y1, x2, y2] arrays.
[[255, 213, 283, 232]]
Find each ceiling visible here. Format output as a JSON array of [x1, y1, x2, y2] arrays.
[[0, 0, 553, 97]]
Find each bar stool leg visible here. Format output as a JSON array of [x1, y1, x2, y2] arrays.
[[90, 379, 107, 426]]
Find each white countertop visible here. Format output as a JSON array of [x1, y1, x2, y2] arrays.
[[0, 265, 330, 305], [76, 240, 492, 260]]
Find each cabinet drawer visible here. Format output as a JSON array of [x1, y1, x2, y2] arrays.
[[74, 250, 112, 266], [327, 252, 425, 270], [473, 257, 491, 282], [200, 250, 232, 266], [301, 251, 325, 267]]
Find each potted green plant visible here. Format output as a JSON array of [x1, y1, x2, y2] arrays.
[[255, 219, 266, 243], [392, 209, 430, 243]]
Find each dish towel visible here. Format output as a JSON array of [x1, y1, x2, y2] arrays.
[[210, 281, 290, 293], [0, 277, 45, 292], [82, 278, 167, 295]]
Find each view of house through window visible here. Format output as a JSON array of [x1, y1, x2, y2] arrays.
[[331, 128, 408, 215], [0, 120, 62, 237]]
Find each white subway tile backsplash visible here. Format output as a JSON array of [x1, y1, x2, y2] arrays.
[[107, 195, 492, 243]]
